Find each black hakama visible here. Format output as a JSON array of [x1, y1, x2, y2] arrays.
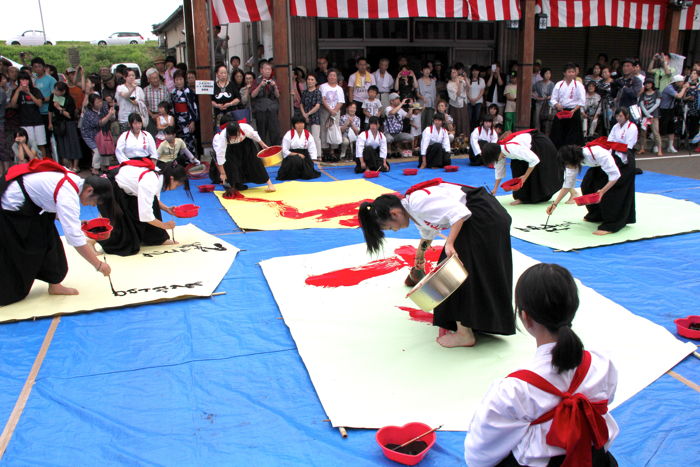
[[354, 146, 390, 173], [469, 141, 487, 166], [433, 186, 515, 335], [419, 143, 452, 168], [580, 151, 636, 233], [510, 132, 563, 204], [0, 176, 68, 306], [276, 149, 321, 181], [97, 181, 169, 256], [209, 138, 270, 188], [496, 448, 618, 467], [550, 108, 584, 149]]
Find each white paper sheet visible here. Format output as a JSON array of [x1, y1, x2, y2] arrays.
[[261, 240, 695, 431]]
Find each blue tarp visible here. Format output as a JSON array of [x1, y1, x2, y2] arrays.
[[1, 160, 699, 466]]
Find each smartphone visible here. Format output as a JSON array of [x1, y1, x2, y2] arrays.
[[491, 64, 497, 72]]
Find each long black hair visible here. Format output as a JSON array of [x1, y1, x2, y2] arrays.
[[481, 142, 502, 166], [160, 161, 192, 199], [558, 145, 585, 171], [358, 194, 403, 254], [515, 263, 583, 373], [84, 175, 119, 218]]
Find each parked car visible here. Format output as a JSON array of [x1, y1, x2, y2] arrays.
[[110, 63, 142, 79], [6, 30, 54, 46], [91, 32, 145, 46]]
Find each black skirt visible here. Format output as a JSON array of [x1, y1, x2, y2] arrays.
[[550, 108, 584, 148], [469, 140, 487, 166], [276, 148, 321, 181], [580, 152, 636, 233], [0, 209, 68, 305], [419, 142, 451, 168], [510, 131, 563, 204], [97, 182, 169, 256], [209, 138, 270, 187], [433, 186, 515, 335], [495, 449, 618, 467], [354, 146, 390, 173]]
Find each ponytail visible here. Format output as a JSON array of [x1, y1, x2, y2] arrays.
[[358, 194, 403, 254], [160, 161, 192, 199], [480, 142, 501, 166], [84, 175, 121, 219], [515, 263, 583, 373]]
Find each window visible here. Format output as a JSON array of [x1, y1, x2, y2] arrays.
[[414, 20, 454, 40], [365, 20, 409, 39], [318, 20, 363, 39], [456, 22, 496, 41]]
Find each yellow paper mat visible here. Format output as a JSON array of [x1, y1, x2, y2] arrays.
[[0, 224, 238, 323], [215, 179, 396, 230]]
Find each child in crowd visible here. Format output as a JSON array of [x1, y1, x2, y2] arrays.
[[362, 85, 383, 128], [582, 81, 601, 137], [465, 263, 619, 467], [436, 100, 455, 145], [156, 126, 199, 168], [339, 102, 361, 160], [410, 103, 423, 154], [488, 103, 504, 127], [155, 101, 175, 147], [503, 73, 517, 131], [12, 128, 39, 163], [638, 78, 662, 156]]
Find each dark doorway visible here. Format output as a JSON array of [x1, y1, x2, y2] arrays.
[[366, 46, 451, 75]]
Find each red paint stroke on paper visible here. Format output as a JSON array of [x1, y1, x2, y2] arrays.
[[396, 306, 434, 324], [225, 192, 374, 227], [305, 245, 443, 288]]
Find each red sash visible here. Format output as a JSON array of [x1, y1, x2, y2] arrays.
[[500, 129, 535, 152], [508, 351, 610, 467], [111, 158, 157, 182], [288, 129, 310, 141], [5, 159, 79, 202], [173, 102, 189, 113], [585, 137, 627, 154], [405, 178, 471, 196]]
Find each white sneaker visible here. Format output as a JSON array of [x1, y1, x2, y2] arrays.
[[402, 150, 413, 158], [652, 145, 658, 153], [668, 146, 678, 153]]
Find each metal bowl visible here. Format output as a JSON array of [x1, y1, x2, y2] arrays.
[[257, 145, 283, 167], [406, 255, 468, 311]]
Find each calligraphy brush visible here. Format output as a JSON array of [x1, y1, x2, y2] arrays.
[[103, 255, 116, 295], [390, 425, 443, 452]]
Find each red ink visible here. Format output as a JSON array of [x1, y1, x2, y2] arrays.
[[305, 246, 443, 288], [397, 306, 434, 324], [226, 192, 373, 227]]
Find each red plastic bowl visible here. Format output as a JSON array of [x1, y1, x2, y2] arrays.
[[81, 218, 113, 241], [501, 178, 524, 192], [675, 316, 700, 340], [364, 170, 380, 178], [186, 161, 210, 180], [574, 193, 601, 206], [556, 110, 574, 119], [444, 165, 459, 172], [198, 184, 216, 193], [376, 422, 436, 466], [172, 204, 200, 218], [403, 168, 418, 176]]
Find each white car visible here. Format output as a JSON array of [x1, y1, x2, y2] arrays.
[[110, 63, 142, 79], [6, 30, 54, 46], [91, 32, 145, 46]]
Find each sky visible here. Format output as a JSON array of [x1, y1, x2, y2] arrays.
[[2, 0, 183, 42]]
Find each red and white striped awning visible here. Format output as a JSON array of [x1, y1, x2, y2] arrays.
[[212, 0, 272, 25], [680, 4, 700, 30]]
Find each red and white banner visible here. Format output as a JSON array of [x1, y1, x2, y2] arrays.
[[290, 0, 470, 19], [212, 0, 272, 25], [466, 0, 521, 20], [536, 0, 667, 30], [679, 4, 700, 30]]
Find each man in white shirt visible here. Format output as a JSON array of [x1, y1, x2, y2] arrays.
[[373, 58, 394, 107], [419, 113, 452, 169], [348, 57, 376, 128], [550, 63, 586, 148], [355, 116, 389, 173]]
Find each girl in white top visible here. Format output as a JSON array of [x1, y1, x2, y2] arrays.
[[465, 263, 619, 467], [419, 113, 452, 169], [447, 67, 469, 137], [116, 69, 146, 129], [482, 130, 562, 205], [548, 142, 635, 235], [115, 113, 158, 163], [607, 108, 638, 165], [0, 160, 113, 304], [469, 115, 498, 165], [96, 160, 190, 256], [357, 178, 515, 348], [277, 116, 321, 181], [355, 116, 389, 173], [155, 101, 175, 144]]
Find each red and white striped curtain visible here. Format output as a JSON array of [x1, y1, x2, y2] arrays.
[[212, 0, 272, 24], [679, 4, 699, 30]]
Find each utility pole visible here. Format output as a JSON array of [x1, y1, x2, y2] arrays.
[[37, 0, 47, 44]]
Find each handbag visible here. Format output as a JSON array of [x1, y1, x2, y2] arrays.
[[95, 130, 116, 156], [326, 114, 342, 146]]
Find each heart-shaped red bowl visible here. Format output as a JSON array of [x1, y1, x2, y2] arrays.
[[172, 204, 200, 218], [675, 315, 700, 340], [501, 178, 523, 192], [376, 422, 437, 465], [444, 165, 459, 172], [403, 168, 418, 176], [574, 193, 601, 206], [81, 218, 113, 241], [198, 184, 216, 193], [364, 170, 380, 178], [185, 161, 210, 180]]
